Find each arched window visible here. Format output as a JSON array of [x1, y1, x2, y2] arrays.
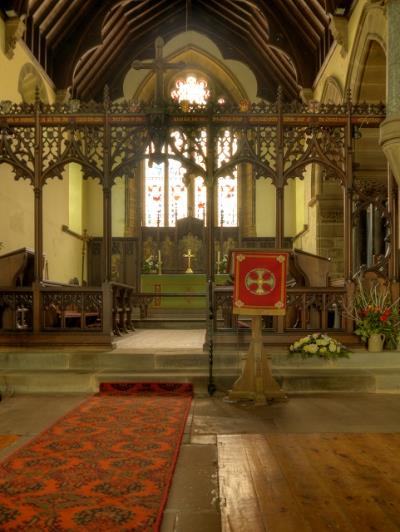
[[171, 74, 210, 104], [217, 130, 238, 227], [144, 73, 237, 227], [145, 159, 164, 227], [218, 175, 237, 227]]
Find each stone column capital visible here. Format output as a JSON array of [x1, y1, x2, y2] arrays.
[[380, 115, 400, 184]]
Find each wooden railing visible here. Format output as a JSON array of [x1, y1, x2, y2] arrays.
[[0, 282, 352, 344], [0, 287, 34, 331], [41, 285, 103, 331], [214, 285, 349, 334]]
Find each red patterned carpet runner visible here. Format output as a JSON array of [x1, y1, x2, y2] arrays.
[[0, 383, 192, 531]]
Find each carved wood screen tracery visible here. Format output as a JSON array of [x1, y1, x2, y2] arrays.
[[0, 91, 388, 286]]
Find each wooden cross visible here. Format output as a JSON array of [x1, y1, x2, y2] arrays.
[[184, 248, 195, 274], [132, 37, 185, 106]]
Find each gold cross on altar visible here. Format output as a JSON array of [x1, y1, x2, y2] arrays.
[[184, 248, 195, 274], [132, 37, 185, 106]]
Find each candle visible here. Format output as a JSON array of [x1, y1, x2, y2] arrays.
[[158, 249, 161, 262], [217, 251, 221, 262]]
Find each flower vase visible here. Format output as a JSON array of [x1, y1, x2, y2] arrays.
[[367, 333, 385, 353]]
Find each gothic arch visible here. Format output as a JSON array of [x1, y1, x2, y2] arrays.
[[284, 158, 345, 187], [321, 76, 343, 104], [345, 3, 386, 102], [41, 158, 103, 185]]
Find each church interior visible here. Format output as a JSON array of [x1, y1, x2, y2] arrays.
[[1, 0, 400, 530]]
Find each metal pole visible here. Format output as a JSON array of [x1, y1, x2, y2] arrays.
[[207, 278, 216, 395]]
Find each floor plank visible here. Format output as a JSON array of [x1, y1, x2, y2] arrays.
[[218, 433, 400, 532], [218, 434, 311, 532], [300, 434, 399, 531]]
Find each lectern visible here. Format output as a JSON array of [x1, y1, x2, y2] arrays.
[[228, 249, 288, 404]]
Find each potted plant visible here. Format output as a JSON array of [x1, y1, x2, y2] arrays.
[[350, 277, 400, 352]]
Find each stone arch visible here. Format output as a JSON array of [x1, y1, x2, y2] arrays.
[[345, 3, 387, 273], [123, 31, 257, 104], [132, 46, 249, 104], [345, 3, 386, 102], [320, 76, 343, 104]]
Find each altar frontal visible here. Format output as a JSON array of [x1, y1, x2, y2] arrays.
[[229, 249, 289, 404]]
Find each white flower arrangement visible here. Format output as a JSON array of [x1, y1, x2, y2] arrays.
[[142, 255, 159, 273], [288, 333, 350, 360]]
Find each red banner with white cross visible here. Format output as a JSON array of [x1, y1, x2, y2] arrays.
[[231, 250, 289, 315]]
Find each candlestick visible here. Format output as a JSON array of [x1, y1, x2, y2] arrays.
[[217, 250, 221, 274]]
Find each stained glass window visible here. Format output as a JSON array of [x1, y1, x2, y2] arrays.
[[144, 75, 238, 227], [195, 176, 207, 221], [217, 130, 238, 226], [218, 175, 237, 227], [171, 75, 210, 104], [145, 159, 164, 227], [168, 158, 187, 226]]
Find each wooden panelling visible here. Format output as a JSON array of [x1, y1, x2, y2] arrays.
[[88, 237, 137, 287]]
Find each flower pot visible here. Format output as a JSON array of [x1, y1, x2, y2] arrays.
[[367, 333, 385, 353]]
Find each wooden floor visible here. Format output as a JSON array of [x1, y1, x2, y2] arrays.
[[218, 432, 400, 532]]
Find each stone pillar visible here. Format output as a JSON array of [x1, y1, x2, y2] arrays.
[[380, 0, 400, 184]]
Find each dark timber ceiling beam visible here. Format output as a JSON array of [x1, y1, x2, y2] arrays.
[[16, 0, 353, 102]]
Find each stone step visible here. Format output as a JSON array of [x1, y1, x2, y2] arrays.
[[0, 370, 232, 395], [135, 318, 206, 329], [1, 348, 400, 395], [1, 366, 400, 395], [0, 351, 239, 371]]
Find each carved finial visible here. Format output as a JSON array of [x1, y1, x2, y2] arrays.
[[34, 85, 40, 107], [103, 85, 111, 108], [276, 85, 283, 104], [55, 87, 72, 104], [346, 88, 352, 106]]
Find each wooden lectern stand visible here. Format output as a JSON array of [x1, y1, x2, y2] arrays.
[[228, 250, 288, 404]]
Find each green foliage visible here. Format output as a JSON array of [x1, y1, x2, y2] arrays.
[[142, 255, 158, 273]]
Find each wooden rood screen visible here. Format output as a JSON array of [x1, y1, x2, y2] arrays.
[[0, 90, 393, 346]]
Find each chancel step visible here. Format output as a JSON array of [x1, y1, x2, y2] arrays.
[[1, 347, 400, 395]]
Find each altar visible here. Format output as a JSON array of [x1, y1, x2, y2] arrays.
[[141, 274, 230, 309]]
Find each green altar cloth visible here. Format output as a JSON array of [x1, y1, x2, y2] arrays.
[[141, 273, 230, 309]]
